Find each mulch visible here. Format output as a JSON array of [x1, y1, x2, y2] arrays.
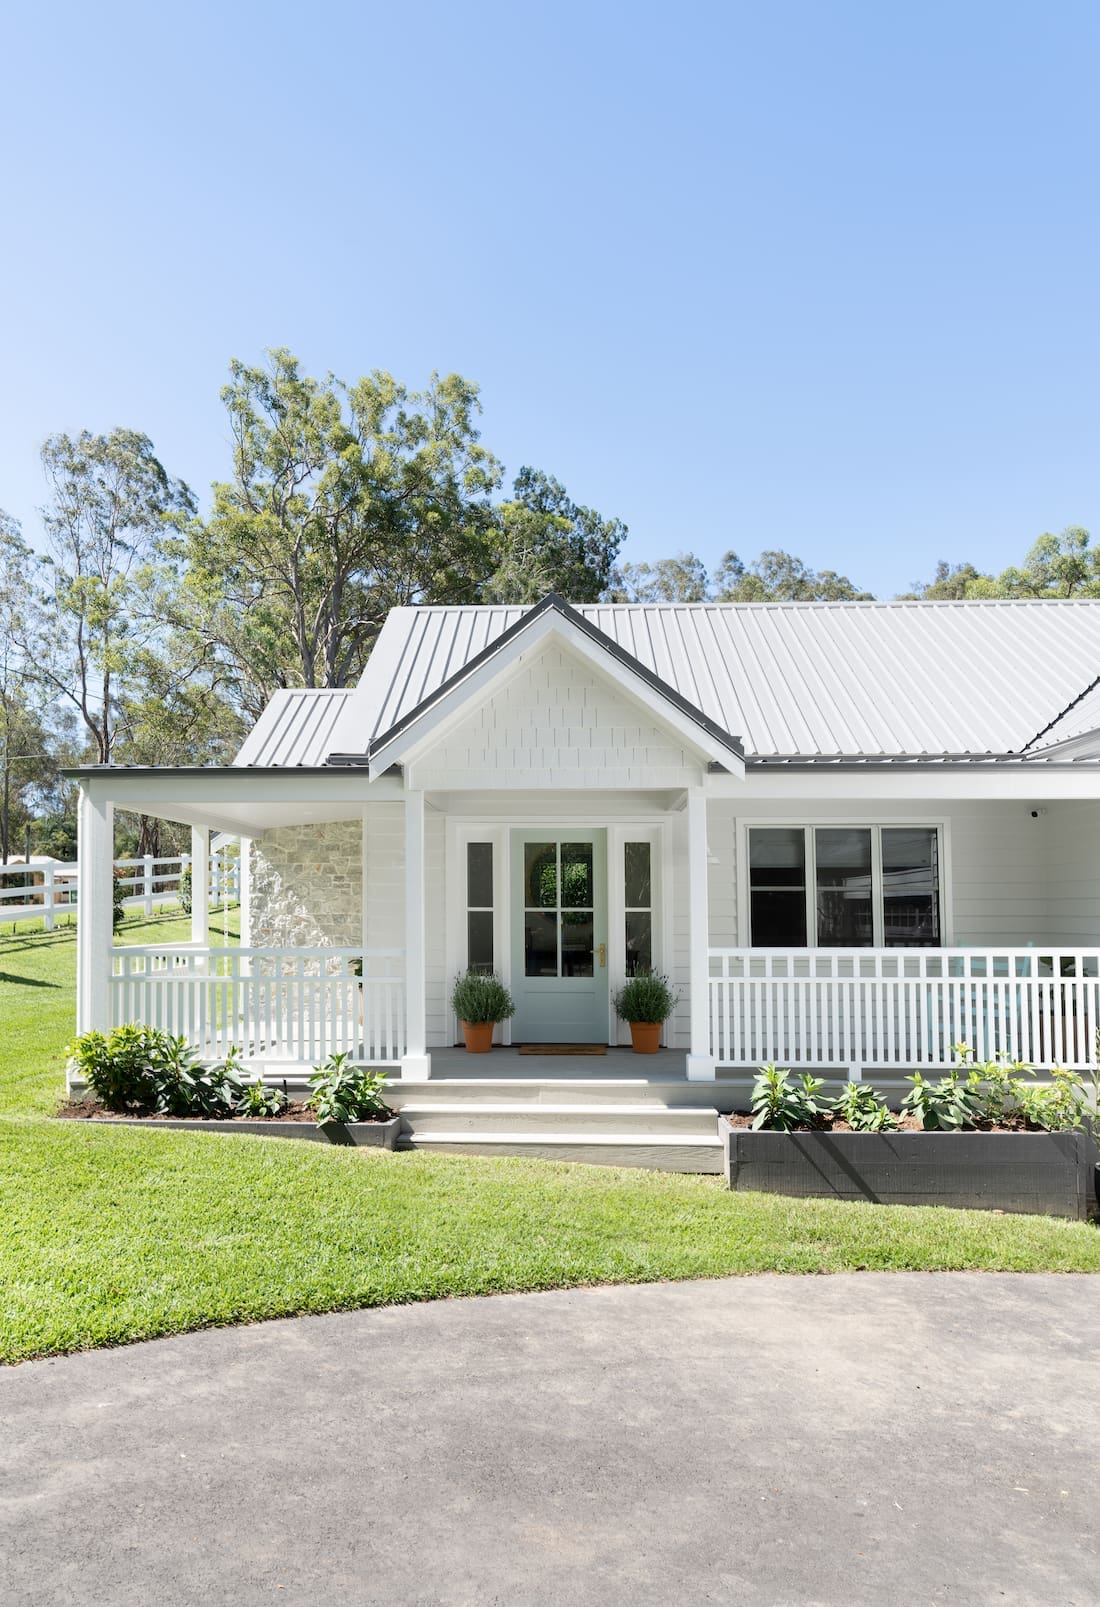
[[54, 1100, 392, 1125]]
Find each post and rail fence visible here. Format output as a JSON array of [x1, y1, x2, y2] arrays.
[[0, 854, 240, 929]]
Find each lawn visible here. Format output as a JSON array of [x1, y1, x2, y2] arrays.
[[1, 917, 1098, 1365]]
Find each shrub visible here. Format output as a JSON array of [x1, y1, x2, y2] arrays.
[[1014, 1067, 1088, 1132], [69, 1025, 161, 1111], [308, 1052, 392, 1125], [236, 1079, 287, 1118], [450, 971, 516, 1024], [154, 1044, 248, 1118], [832, 1081, 898, 1131], [112, 871, 127, 930], [750, 1064, 825, 1130], [179, 864, 192, 914], [901, 1068, 983, 1131], [612, 971, 679, 1024]]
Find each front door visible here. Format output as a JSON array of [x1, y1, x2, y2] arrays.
[[509, 830, 609, 1043]]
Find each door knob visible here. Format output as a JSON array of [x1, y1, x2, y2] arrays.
[[598, 943, 606, 968]]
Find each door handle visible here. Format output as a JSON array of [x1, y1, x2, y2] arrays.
[[598, 943, 606, 969]]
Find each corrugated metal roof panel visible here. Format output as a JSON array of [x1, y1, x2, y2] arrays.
[[233, 689, 355, 767], [1023, 675, 1100, 752], [327, 599, 1100, 760]]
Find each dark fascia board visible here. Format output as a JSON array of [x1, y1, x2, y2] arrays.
[[354, 594, 745, 764], [61, 765, 361, 779]]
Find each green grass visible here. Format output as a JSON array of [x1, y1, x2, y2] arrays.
[[1, 918, 1097, 1365]]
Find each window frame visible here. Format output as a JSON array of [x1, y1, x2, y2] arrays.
[[738, 818, 951, 949]]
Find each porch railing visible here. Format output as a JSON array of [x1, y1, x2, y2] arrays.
[[110, 947, 406, 1064], [708, 948, 1100, 1072]]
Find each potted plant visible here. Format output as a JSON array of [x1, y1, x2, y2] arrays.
[[613, 970, 678, 1053], [451, 970, 515, 1053]]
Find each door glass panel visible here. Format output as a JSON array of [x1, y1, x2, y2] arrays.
[[624, 841, 651, 908], [467, 842, 493, 910], [524, 911, 558, 977], [882, 827, 940, 947], [749, 829, 807, 945], [561, 910, 594, 976], [625, 910, 652, 974], [468, 911, 494, 973], [560, 843, 593, 907], [525, 843, 557, 907], [816, 828, 873, 946]]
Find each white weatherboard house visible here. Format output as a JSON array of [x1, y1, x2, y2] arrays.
[[70, 596, 1100, 1170]]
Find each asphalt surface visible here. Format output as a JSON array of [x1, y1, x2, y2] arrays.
[[2, 1273, 1098, 1605]]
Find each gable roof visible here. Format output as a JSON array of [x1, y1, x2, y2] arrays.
[[235, 598, 1100, 767], [326, 597, 1100, 762]]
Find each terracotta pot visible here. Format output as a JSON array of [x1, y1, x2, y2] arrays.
[[462, 1020, 494, 1053], [629, 1021, 662, 1054]]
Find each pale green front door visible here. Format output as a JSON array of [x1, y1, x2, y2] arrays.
[[509, 830, 609, 1043]]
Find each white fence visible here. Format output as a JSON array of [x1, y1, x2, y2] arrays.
[[709, 948, 1100, 1073], [0, 855, 240, 928], [111, 946, 405, 1065]]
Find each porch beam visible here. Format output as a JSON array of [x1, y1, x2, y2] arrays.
[[75, 783, 114, 1036], [401, 787, 431, 1077], [685, 788, 715, 1079]]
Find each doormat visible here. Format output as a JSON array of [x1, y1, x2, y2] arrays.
[[518, 1043, 608, 1056]]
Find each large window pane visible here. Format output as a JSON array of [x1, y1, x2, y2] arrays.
[[467, 911, 494, 973], [882, 827, 940, 947], [524, 911, 558, 976], [624, 841, 652, 908], [816, 828, 872, 946], [561, 910, 594, 976], [561, 843, 593, 908], [625, 910, 652, 974], [524, 843, 557, 907], [749, 829, 807, 945], [467, 842, 493, 909]]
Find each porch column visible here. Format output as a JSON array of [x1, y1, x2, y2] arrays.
[[402, 787, 431, 1077], [76, 782, 114, 1036], [190, 826, 210, 946], [686, 787, 716, 1080]]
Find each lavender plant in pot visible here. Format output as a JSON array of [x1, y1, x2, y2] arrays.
[[451, 971, 516, 1053], [613, 971, 678, 1054]]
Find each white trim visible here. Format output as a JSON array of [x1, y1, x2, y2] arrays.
[[401, 788, 430, 1077], [686, 789, 715, 1078], [190, 826, 210, 947], [370, 614, 744, 779], [735, 817, 953, 950], [76, 784, 114, 1035]]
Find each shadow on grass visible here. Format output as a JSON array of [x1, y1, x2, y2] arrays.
[[0, 971, 60, 988]]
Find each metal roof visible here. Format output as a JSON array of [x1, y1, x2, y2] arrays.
[[319, 599, 1100, 761], [233, 688, 355, 767], [1022, 673, 1100, 753]]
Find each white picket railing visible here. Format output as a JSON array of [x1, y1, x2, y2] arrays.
[[110, 946, 405, 1064], [709, 948, 1100, 1072], [0, 854, 239, 927]]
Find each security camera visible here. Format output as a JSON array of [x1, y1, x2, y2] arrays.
[[1029, 808, 1047, 819]]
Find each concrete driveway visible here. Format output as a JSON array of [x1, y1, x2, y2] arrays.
[[2, 1273, 1097, 1605]]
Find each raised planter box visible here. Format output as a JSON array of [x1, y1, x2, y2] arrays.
[[72, 1115, 402, 1149], [720, 1118, 1098, 1220]]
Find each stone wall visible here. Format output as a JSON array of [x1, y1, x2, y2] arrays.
[[248, 819, 363, 948]]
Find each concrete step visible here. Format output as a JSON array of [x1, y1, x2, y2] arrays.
[[399, 1132, 725, 1173], [398, 1103, 720, 1138], [384, 1077, 744, 1109]]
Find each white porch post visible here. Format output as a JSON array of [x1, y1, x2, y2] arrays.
[[190, 826, 210, 946], [402, 786, 431, 1077], [685, 787, 715, 1080], [76, 782, 114, 1036]]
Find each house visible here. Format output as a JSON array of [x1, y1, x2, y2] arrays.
[[68, 595, 1100, 1168]]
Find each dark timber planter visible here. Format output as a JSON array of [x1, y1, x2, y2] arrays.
[[74, 1115, 402, 1149], [720, 1118, 1098, 1220]]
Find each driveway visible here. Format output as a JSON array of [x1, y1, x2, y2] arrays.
[[2, 1274, 1097, 1605]]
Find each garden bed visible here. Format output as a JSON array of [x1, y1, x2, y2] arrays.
[[56, 1100, 401, 1149], [720, 1117, 1098, 1220]]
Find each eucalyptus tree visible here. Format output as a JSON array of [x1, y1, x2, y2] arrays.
[[484, 468, 626, 604]]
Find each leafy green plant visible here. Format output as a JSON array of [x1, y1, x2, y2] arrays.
[[112, 871, 127, 930], [179, 864, 192, 914], [236, 1079, 287, 1118], [612, 971, 679, 1024], [832, 1081, 898, 1131], [68, 1024, 161, 1110], [150, 1042, 248, 1118], [450, 971, 515, 1024], [750, 1064, 825, 1130], [901, 1068, 983, 1131], [308, 1052, 392, 1126], [1014, 1067, 1088, 1132]]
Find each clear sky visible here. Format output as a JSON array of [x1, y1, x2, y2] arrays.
[[2, 0, 1097, 597]]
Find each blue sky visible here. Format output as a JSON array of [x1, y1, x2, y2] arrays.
[[2, 0, 1097, 597]]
